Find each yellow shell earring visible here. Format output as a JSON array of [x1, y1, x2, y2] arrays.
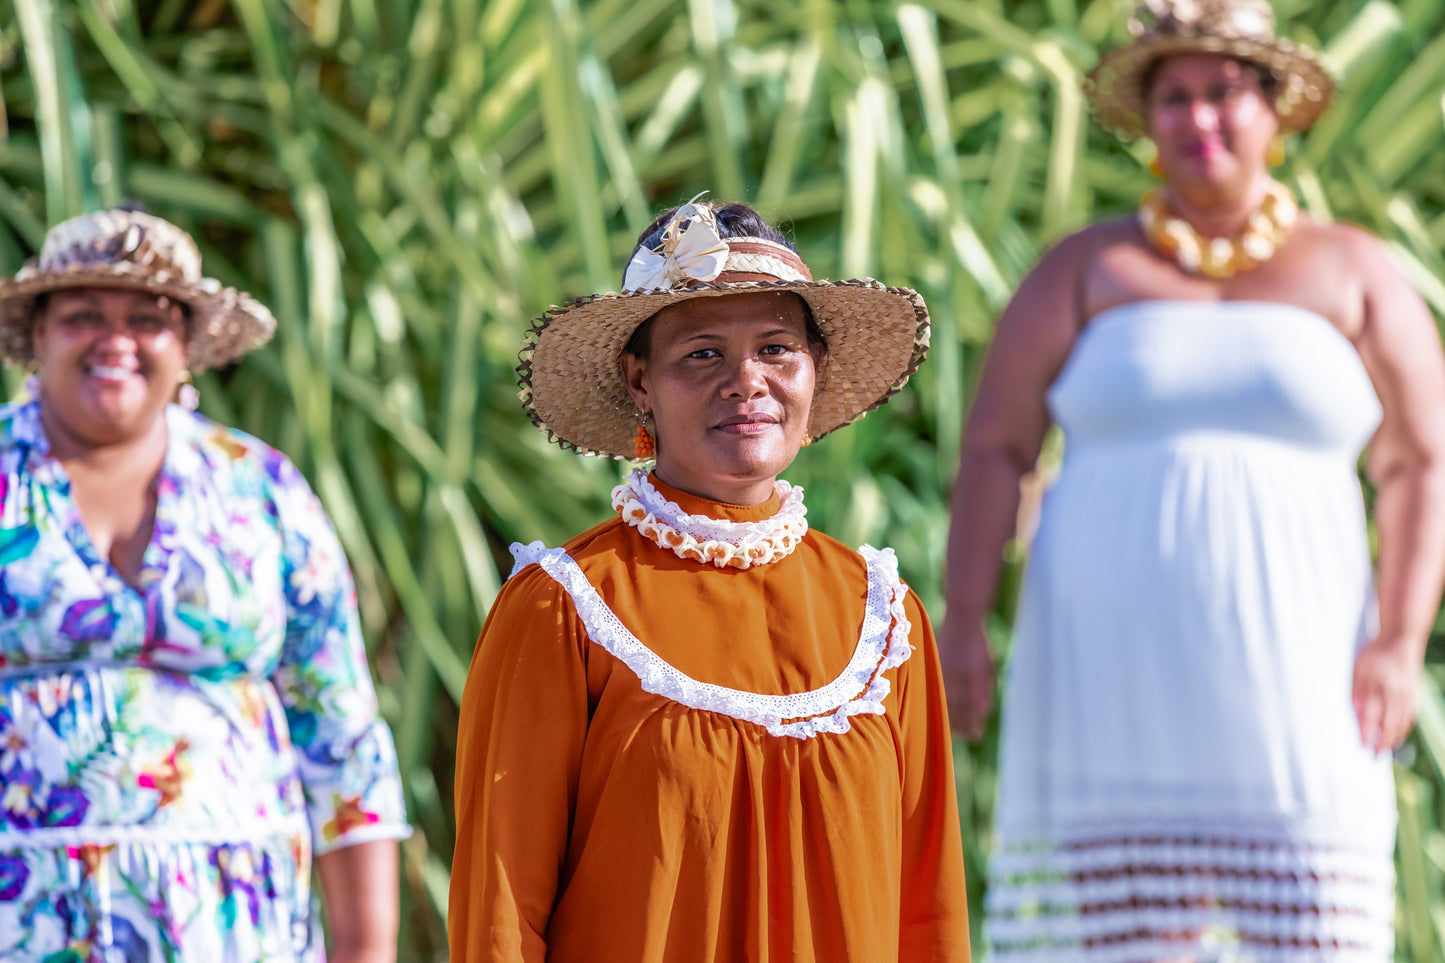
[[1267, 133, 1285, 167], [1148, 143, 1163, 178]]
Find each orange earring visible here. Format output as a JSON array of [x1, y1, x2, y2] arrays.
[[801, 432, 814, 447], [1148, 153, 1163, 178], [632, 413, 655, 460], [1267, 133, 1285, 167]]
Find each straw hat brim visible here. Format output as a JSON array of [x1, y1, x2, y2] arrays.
[[1086, 34, 1336, 138], [518, 279, 930, 460], [0, 263, 276, 371]]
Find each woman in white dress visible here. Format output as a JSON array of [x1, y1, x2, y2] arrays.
[[942, 0, 1445, 958]]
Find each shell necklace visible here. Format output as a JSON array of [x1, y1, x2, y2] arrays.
[[1139, 179, 1298, 279], [611, 469, 808, 570]]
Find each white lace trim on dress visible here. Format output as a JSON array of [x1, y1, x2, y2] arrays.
[[508, 540, 913, 739]]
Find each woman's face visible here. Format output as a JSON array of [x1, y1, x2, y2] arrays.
[[1147, 54, 1278, 190], [31, 287, 190, 449], [620, 291, 823, 506]]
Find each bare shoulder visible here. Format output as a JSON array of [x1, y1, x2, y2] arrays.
[[1041, 215, 1140, 265], [1076, 213, 1142, 243], [1295, 217, 1396, 272], [978, 219, 1141, 394], [1008, 217, 1139, 318]]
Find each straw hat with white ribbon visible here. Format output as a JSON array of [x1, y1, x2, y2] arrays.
[[518, 196, 931, 460]]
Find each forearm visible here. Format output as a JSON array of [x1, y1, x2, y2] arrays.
[[317, 839, 400, 962], [1373, 461, 1445, 656], [946, 443, 1029, 625]]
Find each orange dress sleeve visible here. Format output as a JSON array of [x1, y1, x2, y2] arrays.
[[896, 591, 973, 961], [449, 564, 590, 963]]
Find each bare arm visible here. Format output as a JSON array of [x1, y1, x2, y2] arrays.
[[1351, 229, 1445, 754], [317, 839, 401, 963], [942, 231, 1091, 738]]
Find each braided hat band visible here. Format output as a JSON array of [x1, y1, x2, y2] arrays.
[[678, 238, 814, 284], [519, 199, 930, 461]]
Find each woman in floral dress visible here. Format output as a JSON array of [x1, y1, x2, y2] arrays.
[[0, 208, 409, 962]]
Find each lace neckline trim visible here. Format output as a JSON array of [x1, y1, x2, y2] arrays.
[[611, 469, 808, 570], [508, 541, 913, 739]]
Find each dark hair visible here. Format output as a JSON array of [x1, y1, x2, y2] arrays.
[[1140, 56, 1278, 105], [620, 200, 827, 361]]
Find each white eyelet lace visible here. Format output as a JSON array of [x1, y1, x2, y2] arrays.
[[611, 469, 808, 569], [508, 540, 913, 739]]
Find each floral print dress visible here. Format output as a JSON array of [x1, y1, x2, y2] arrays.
[[0, 398, 408, 962]]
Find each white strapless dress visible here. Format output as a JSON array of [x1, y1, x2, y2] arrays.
[[987, 301, 1395, 962]]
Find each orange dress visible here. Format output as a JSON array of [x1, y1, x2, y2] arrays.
[[449, 474, 970, 962]]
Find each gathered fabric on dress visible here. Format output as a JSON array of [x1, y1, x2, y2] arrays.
[[450, 474, 970, 963], [988, 301, 1395, 963], [0, 398, 409, 963]]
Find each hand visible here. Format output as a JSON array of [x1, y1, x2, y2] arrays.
[[938, 617, 995, 740], [1351, 636, 1424, 756]]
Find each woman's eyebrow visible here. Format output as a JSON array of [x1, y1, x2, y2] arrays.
[[56, 294, 103, 307], [678, 332, 724, 345]]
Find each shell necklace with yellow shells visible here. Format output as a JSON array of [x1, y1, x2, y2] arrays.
[[1139, 179, 1298, 279], [612, 469, 808, 570]]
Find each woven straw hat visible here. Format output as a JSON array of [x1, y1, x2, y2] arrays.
[[0, 208, 276, 370], [1086, 0, 1336, 139], [518, 198, 930, 460]]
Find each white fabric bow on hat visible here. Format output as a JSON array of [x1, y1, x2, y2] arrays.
[[622, 195, 730, 292]]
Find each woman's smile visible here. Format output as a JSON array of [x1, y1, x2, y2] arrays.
[[715, 411, 780, 433], [87, 363, 138, 381]]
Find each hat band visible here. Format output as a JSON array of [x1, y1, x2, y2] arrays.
[[623, 230, 812, 292], [715, 239, 813, 284]]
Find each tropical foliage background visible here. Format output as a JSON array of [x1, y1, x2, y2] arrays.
[[2, 0, 1445, 958]]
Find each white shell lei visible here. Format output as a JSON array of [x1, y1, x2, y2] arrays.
[[508, 541, 915, 740], [611, 469, 808, 570]]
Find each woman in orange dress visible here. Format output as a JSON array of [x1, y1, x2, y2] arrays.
[[449, 197, 970, 961]]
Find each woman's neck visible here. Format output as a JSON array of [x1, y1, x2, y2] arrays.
[[41, 403, 169, 477], [651, 465, 778, 507], [1167, 174, 1272, 237]]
